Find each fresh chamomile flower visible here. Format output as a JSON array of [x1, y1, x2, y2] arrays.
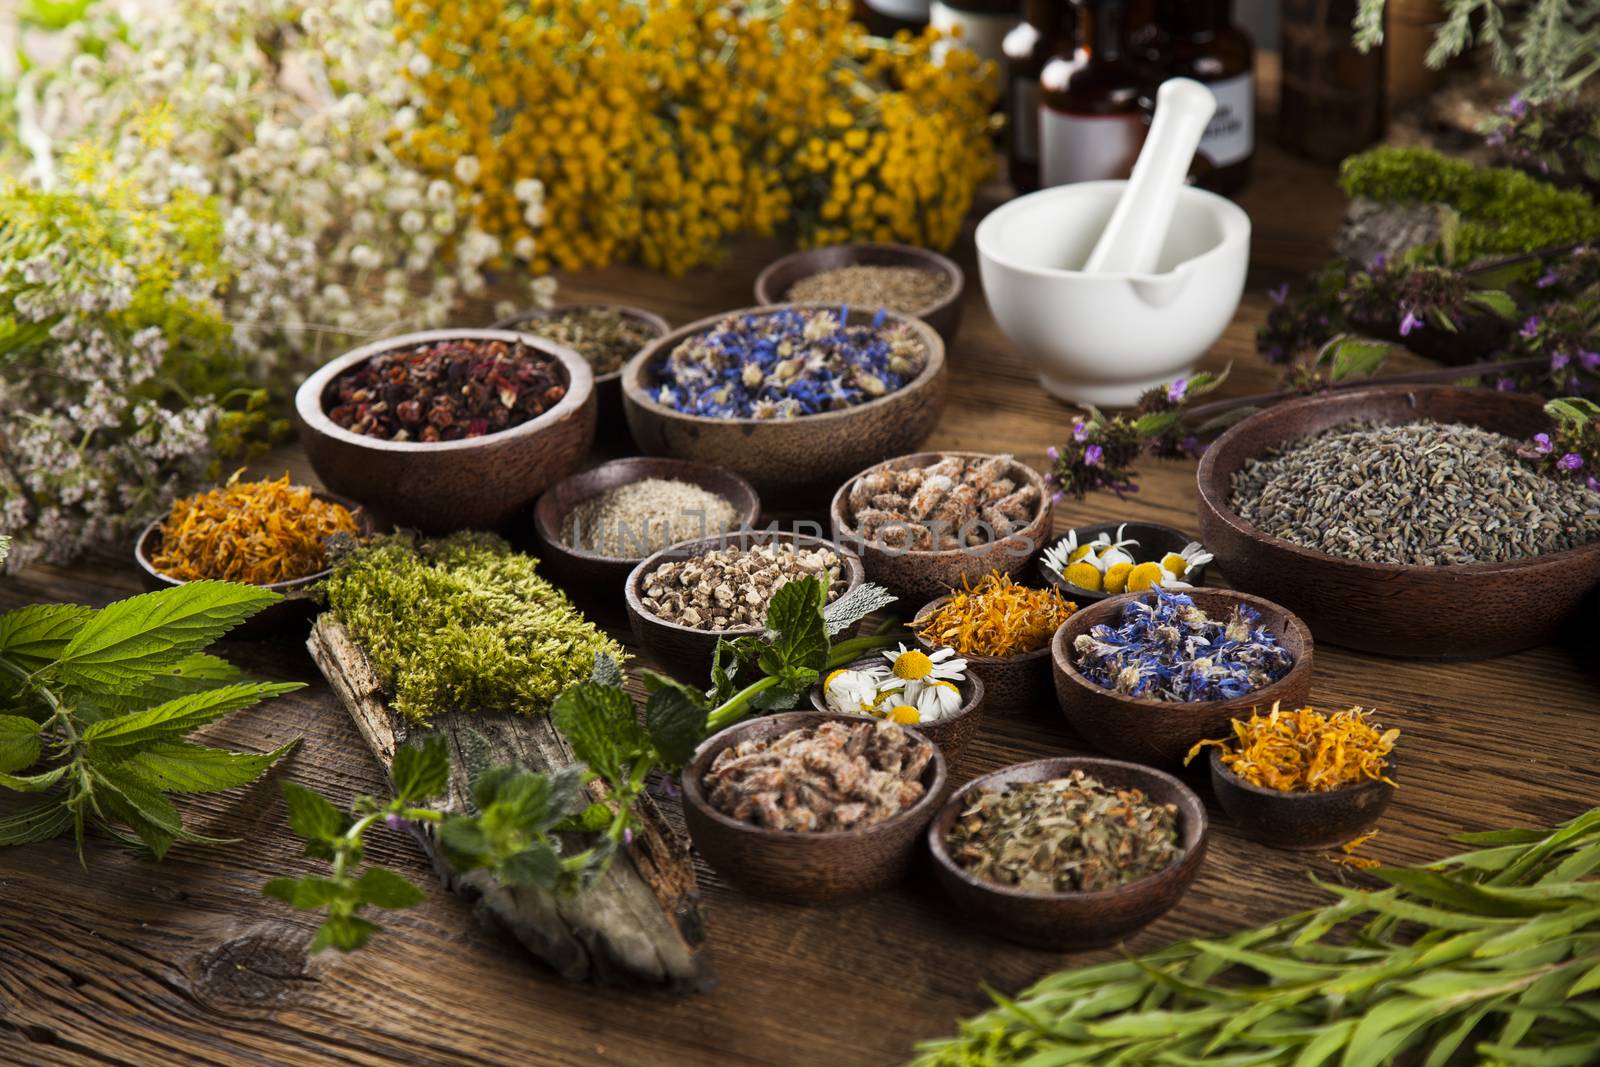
[[886, 704, 922, 725], [1093, 525, 1141, 571], [1158, 541, 1214, 579], [1126, 560, 1196, 593], [823, 667, 887, 716], [1042, 529, 1099, 576], [883, 643, 968, 684], [910, 678, 964, 722], [1102, 560, 1134, 594]]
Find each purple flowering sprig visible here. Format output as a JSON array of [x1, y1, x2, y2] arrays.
[[1485, 94, 1600, 197], [1521, 397, 1600, 491]]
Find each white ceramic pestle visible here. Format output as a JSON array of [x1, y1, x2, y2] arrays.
[[1081, 78, 1217, 276]]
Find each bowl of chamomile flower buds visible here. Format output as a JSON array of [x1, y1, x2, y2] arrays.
[[809, 646, 986, 761], [1039, 521, 1213, 604]]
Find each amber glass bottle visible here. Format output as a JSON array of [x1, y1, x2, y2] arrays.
[[855, 0, 931, 37], [1038, 0, 1145, 187], [1003, 0, 1072, 193], [930, 0, 1021, 66], [1148, 0, 1255, 195]]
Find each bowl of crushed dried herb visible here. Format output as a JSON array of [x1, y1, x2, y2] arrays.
[[627, 531, 866, 682], [1052, 587, 1314, 767], [831, 452, 1053, 604], [493, 303, 669, 440], [295, 328, 595, 533], [621, 304, 946, 500], [926, 758, 1207, 949], [914, 572, 1078, 713], [1189, 703, 1399, 851], [808, 651, 986, 762], [682, 712, 947, 901], [1039, 521, 1213, 604], [135, 472, 377, 635], [753, 242, 965, 343]]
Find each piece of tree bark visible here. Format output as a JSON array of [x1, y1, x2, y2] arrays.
[[307, 614, 713, 992]]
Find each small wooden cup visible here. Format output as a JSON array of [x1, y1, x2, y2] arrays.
[[1038, 520, 1212, 605], [1051, 589, 1314, 767], [913, 595, 1063, 714], [753, 242, 965, 343], [1207, 749, 1397, 851], [807, 656, 987, 763], [926, 756, 1208, 950], [682, 711, 948, 902]]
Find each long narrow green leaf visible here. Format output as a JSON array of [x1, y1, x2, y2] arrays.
[[1476, 1036, 1600, 1066], [1292, 1019, 1358, 1067], [81, 681, 302, 748]]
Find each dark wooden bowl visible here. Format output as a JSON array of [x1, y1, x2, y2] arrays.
[[1051, 589, 1314, 767], [681, 711, 948, 902], [926, 757, 1208, 950], [532, 458, 760, 613], [1196, 384, 1600, 658], [1039, 520, 1211, 605], [1208, 749, 1396, 851], [753, 242, 965, 344], [134, 488, 377, 638], [620, 304, 947, 502], [913, 595, 1062, 715], [626, 530, 867, 684], [831, 452, 1053, 604], [295, 328, 596, 533], [493, 303, 669, 442], [807, 656, 987, 762]]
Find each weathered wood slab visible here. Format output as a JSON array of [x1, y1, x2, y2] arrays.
[[307, 614, 711, 992]]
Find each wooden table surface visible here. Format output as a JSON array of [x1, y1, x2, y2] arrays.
[[3, 136, 1599, 1067]]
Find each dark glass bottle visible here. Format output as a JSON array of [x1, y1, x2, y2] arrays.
[[855, 0, 931, 37], [1003, 0, 1072, 193], [1147, 0, 1255, 195], [930, 1, 1021, 67], [1038, 0, 1146, 187], [1278, 0, 1385, 162]]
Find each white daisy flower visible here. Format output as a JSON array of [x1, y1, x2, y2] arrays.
[[823, 667, 888, 716], [882, 643, 967, 685], [908, 678, 964, 723]]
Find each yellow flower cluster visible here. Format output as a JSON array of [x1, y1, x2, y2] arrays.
[[393, 0, 997, 274]]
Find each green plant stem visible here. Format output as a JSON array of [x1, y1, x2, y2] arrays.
[[701, 631, 906, 732]]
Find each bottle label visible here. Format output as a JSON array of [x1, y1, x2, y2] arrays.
[[1201, 72, 1254, 167], [930, 3, 1016, 65], [864, 0, 931, 19], [1011, 76, 1040, 163], [1039, 107, 1145, 186]]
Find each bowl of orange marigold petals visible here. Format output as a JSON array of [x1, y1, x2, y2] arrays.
[[1186, 702, 1399, 852], [914, 571, 1078, 714]]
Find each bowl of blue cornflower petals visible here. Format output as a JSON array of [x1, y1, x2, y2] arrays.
[[1051, 587, 1313, 767], [621, 303, 947, 500]]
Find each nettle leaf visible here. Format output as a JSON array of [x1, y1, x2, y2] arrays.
[[0, 765, 68, 793], [589, 652, 624, 689], [555, 801, 614, 833], [310, 913, 380, 953], [280, 780, 350, 846], [551, 681, 647, 787], [0, 799, 72, 846], [497, 840, 562, 890], [53, 582, 280, 690], [437, 815, 490, 866], [0, 603, 92, 673], [645, 687, 709, 771], [78, 654, 249, 722], [127, 740, 297, 794], [760, 576, 829, 676], [0, 715, 42, 774], [708, 637, 763, 704], [392, 737, 450, 804], [92, 764, 185, 858], [81, 681, 303, 749], [263, 874, 351, 910], [355, 867, 427, 909]]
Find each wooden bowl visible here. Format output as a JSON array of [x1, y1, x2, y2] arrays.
[[1196, 384, 1600, 658], [926, 757, 1208, 950], [1208, 749, 1396, 851], [134, 489, 376, 638], [913, 595, 1062, 714], [830, 452, 1053, 604], [681, 711, 948, 902], [753, 242, 965, 344], [295, 328, 596, 533], [1051, 589, 1314, 767], [1039, 520, 1211, 605], [620, 304, 947, 501], [807, 656, 987, 762], [626, 530, 867, 684], [493, 303, 669, 441], [532, 458, 760, 613]]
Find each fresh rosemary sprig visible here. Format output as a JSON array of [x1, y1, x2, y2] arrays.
[[911, 806, 1600, 1066]]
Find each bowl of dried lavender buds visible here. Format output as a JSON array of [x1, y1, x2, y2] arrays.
[[1051, 587, 1314, 767], [831, 452, 1053, 604], [1196, 384, 1600, 658], [914, 572, 1079, 713], [295, 328, 595, 533], [753, 242, 964, 343], [1039, 521, 1213, 604], [1188, 703, 1399, 851], [493, 303, 669, 440], [626, 531, 866, 682], [620, 304, 947, 500], [926, 757, 1207, 949], [808, 651, 986, 762], [682, 712, 947, 901]]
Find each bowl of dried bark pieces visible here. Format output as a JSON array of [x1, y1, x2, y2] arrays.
[[682, 711, 948, 901], [926, 757, 1207, 949], [830, 451, 1053, 605]]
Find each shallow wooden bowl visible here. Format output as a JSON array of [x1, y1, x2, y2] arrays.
[[807, 656, 987, 763], [1208, 750, 1396, 851], [926, 757, 1208, 950], [1038, 520, 1211, 605], [295, 329, 595, 533], [831, 452, 1053, 604], [532, 458, 760, 613], [1196, 384, 1600, 658], [1051, 589, 1314, 767], [913, 595, 1060, 714], [620, 304, 947, 502], [682, 711, 947, 902], [626, 530, 866, 684], [493, 303, 669, 441], [753, 242, 965, 344], [134, 489, 376, 638]]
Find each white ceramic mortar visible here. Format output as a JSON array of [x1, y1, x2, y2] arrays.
[[976, 181, 1251, 406]]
